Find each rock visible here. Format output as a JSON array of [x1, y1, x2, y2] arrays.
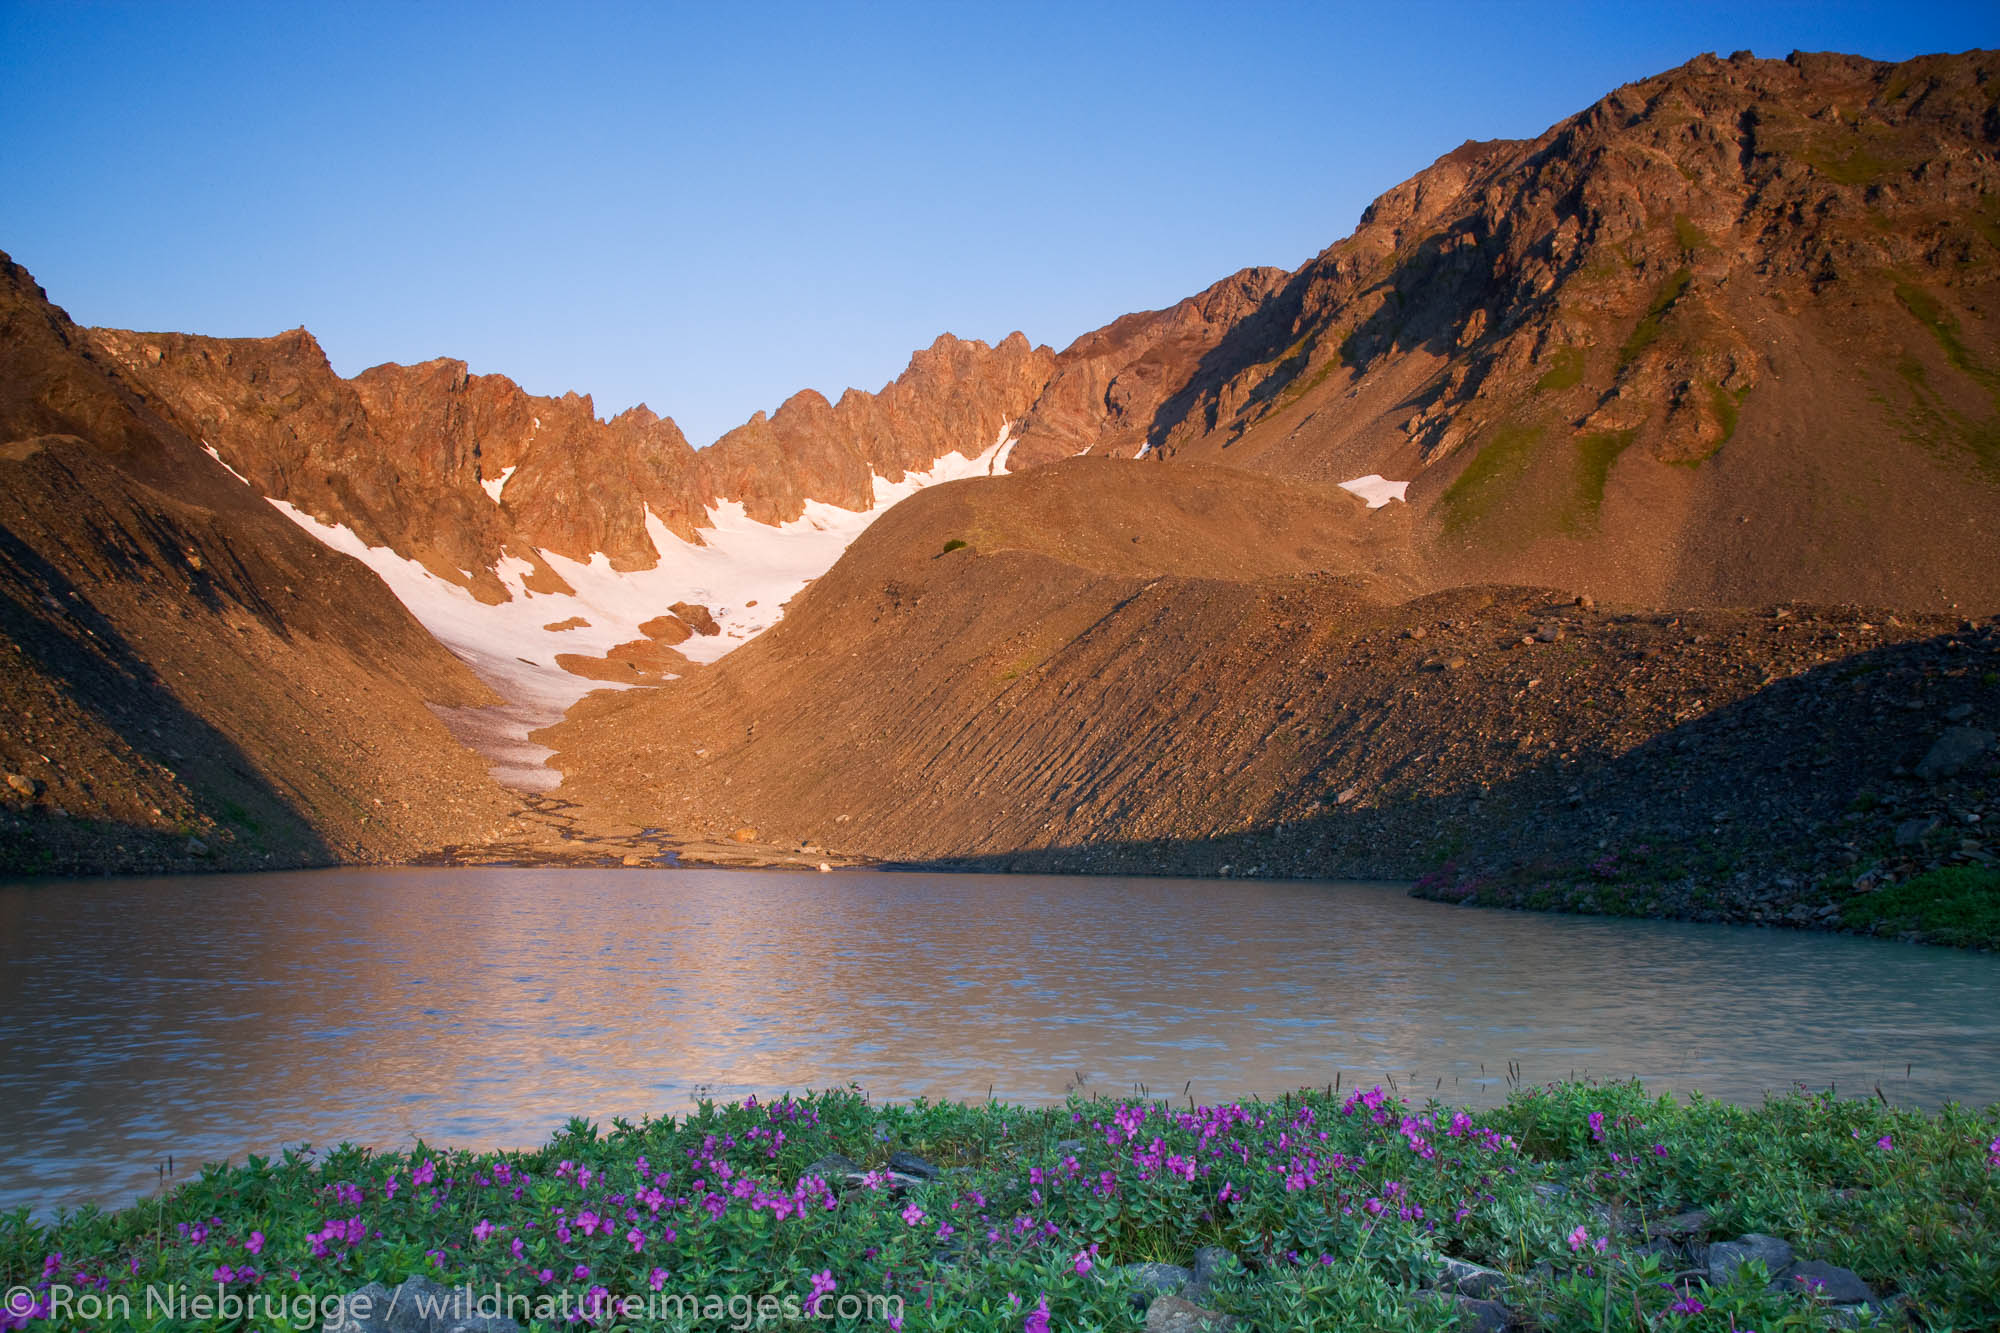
[[1409, 626, 1429, 639], [1709, 1234, 1795, 1285], [327, 1277, 523, 1332], [1535, 623, 1564, 643], [1532, 1183, 1568, 1202], [669, 601, 721, 636], [1432, 1255, 1509, 1299], [729, 826, 759, 843], [4, 773, 36, 797], [1945, 703, 1974, 722], [1444, 655, 1468, 670], [1145, 1294, 1239, 1332], [1189, 1246, 1237, 1298], [1648, 1208, 1711, 1239], [1894, 816, 1939, 847], [1915, 727, 1992, 780], [885, 1150, 942, 1179], [1575, 594, 1595, 611], [801, 1152, 860, 1182], [185, 836, 208, 855], [1416, 1291, 1511, 1333], [1055, 1138, 1088, 1154], [1118, 1262, 1193, 1306], [1776, 1260, 1874, 1304]]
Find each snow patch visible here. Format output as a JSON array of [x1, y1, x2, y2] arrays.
[[1338, 475, 1408, 508], [201, 443, 253, 488], [480, 465, 516, 503], [263, 422, 1020, 779]]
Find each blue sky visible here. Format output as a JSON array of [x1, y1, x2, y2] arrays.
[[3, 2, 1995, 447]]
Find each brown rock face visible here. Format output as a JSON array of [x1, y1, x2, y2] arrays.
[[0, 251, 517, 874], [668, 602, 720, 636], [1126, 50, 2000, 610], [701, 332, 1056, 525], [1006, 266, 1293, 467]]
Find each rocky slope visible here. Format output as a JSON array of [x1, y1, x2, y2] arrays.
[[1124, 49, 2000, 611], [0, 252, 522, 875], [544, 459, 1998, 941]]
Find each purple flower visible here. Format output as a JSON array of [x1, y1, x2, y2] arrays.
[[901, 1202, 925, 1226], [244, 1231, 264, 1256], [1024, 1294, 1051, 1333]]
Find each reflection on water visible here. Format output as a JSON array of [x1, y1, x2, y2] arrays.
[[2, 867, 1997, 1214]]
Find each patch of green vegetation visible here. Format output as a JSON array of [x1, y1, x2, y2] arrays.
[[1617, 268, 1692, 370], [1709, 382, 1742, 445], [1896, 283, 1984, 381], [1671, 213, 1708, 255], [1566, 430, 1636, 530], [1439, 421, 1542, 534], [1534, 347, 1585, 394], [939, 538, 968, 554], [1892, 282, 2000, 477], [1843, 865, 2000, 949], [220, 798, 261, 833], [1807, 146, 1902, 186], [5, 1084, 1998, 1331]]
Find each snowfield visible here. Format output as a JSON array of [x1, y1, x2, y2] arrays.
[[261, 426, 1019, 781]]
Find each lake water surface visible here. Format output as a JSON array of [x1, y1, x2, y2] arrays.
[[3, 867, 1997, 1215]]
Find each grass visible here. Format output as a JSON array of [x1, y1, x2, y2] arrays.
[[1618, 268, 1693, 371], [1891, 282, 2000, 477], [1439, 422, 1542, 534], [1534, 347, 1585, 394], [1842, 865, 2000, 949], [1672, 214, 1707, 256], [3, 1083, 1994, 1330], [1568, 430, 1635, 529], [940, 539, 969, 555]]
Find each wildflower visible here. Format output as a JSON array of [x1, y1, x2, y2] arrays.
[[1024, 1294, 1052, 1333], [808, 1270, 836, 1313], [473, 1219, 494, 1244], [1669, 1295, 1706, 1314], [627, 1226, 646, 1253], [244, 1232, 264, 1256], [411, 1158, 436, 1188], [649, 1268, 668, 1292], [901, 1202, 925, 1226], [1875, 1134, 1893, 1151], [1588, 1111, 1605, 1143]]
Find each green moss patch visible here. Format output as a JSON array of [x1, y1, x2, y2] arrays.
[[1440, 422, 1542, 533], [1842, 865, 2000, 949], [1618, 268, 1692, 370]]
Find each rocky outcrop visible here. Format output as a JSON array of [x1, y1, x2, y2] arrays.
[[703, 332, 1056, 525], [1127, 50, 2000, 611], [0, 251, 520, 874], [1005, 266, 1292, 466]]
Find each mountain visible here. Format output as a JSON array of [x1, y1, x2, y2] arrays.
[[1123, 49, 2000, 610], [10, 48, 1997, 928], [0, 252, 520, 874], [538, 49, 2000, 931]]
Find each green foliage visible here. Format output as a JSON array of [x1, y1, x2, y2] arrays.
[[3, 1084, 1995, 1330], [1535, 347, 1586, 394], [1672, 214, 1708, 255], [940, 538, 968, 554], [1618, 268, 1693, 370], [1568, 430, 1636, 529], [1842, 865, 2000, 948], [1439, 422, 1542, 533]]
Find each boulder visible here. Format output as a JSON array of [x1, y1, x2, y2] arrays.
[[1777, 1260, 1874, 1304], [1188, 1245, 1238, 1299], [1432, 1255, 1509, 1299], [1117, 1262, 1193, 1307], [1416, 1290, 1511, 1333], [1145, 1294, 1239, 1332], [1915, 727, 1992, 780], [885, 1150, 942, 1179], [327, 1277, 523, 1332], [1709, 1233, 1794, 1284]]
